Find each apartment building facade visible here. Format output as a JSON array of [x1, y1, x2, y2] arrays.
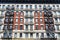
[[0, 4, 60, 40]]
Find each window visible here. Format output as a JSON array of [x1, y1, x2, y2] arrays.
[[57, 11, 60, 15], [20, 11, 23, 16], [10, 25, 12, 29], [30, 33, 33, 37], [53, 5, 55, 7], [20, 18, 23, 22], [40, 11, 42, 16], [14, 33, 17, 38], [35, 5, 37, 9], [55, 18, 57, 20], [57, 5, 59, 7], [26, 18, 28, 22], [41, 25, 44, 30], [20, 33, 22, 37], [9, 33, 12, 38], [58, 11, 60, 14], [12, 5, 14, 7], [21, 5, 23, 9], [36, 18, 38, 22], [36, 33, 39, 38], [2, 5, 5, 9], [26, 5, 28, 8], [35, 25, 38, 30], [1, 11, 4, 15], [15, 25, 18, 30], [53, 11, 56, 15], [0, 25, 1, 30], [16, 5, 19, 8], [43, 5, 46, 8], [5, 18, 8, 22], [11, 18, 13, 21], [4, 25, 7, 30], [7, 5, 10, 9], [26, 25, 28, 30], [7, 5, 10, 7], [48, 5, 50, 7], [41, 33, 44, 38], [58, 33, 60, 37], [30, 11, 32, 15], [35, 12, 38, 16], [16, 18, 18, 22], [30, 18, 33, 22], [59, 18, 60, 21], [4, 32, 8, 38], [50, 25, 54, 30], [10, 18, 13, 22], [40, 18, 43, 22], [45, 18, 48, 22], [30, 5, 32, 9], [56, 25, 59, 30], [6, 12, 9, 16], [20, 25, 23, 30], [25, 33, 28, 38], [26, 11, 28, 15], [39, 5, 41, 8], [0, 11, 1, 15], [20, 13, 23, 16], [0, 18, 2, 22], [46, 25, 49, 30], [55, 18, 58, 22], [16, 12, 19, 16], [9, 30, 12, 33], [47, 33, 50, 37], [30, 25, 33, 30]]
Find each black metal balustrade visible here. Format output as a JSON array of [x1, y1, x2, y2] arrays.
[[3, 6, 14, 39], [49, 20, 53, 24], [44, 11, 52, 17], [44, 18, 49, 24], [10, 12, 14, 16], [9, 19, 13, 24], [3, 26, 8, 30], [44, 7, 55, 38], [4, 20, 9, 24], [7, 26, 12, 30], [47, 11, 52, 17], [44, 12, 48, 17], [2, 31, 12, 39]]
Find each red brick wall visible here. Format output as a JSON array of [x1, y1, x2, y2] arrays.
[[13, 11, 24, 30]]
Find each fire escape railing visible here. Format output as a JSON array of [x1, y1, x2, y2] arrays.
[[2, 6, 14, 39], [43, 7, 55, 38]]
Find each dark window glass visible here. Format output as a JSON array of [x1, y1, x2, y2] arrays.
[[30, 5, 32, 9], [35, 25, 38, 30], [35, 5, 37, 9], [20, 25, 23, 30], [20, 33, 22, 37], [30, 33, 33, 37], [26, 5, 28, 8]]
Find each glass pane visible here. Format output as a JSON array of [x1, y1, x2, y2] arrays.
[[25, 33, 28, 38], [20, 25, 23, 30], [20, 33, 22, 37]]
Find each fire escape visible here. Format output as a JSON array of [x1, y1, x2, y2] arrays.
[[44, 6, 55, 38], [40, 5, 57, 40], [3, 5, 14, 39]]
